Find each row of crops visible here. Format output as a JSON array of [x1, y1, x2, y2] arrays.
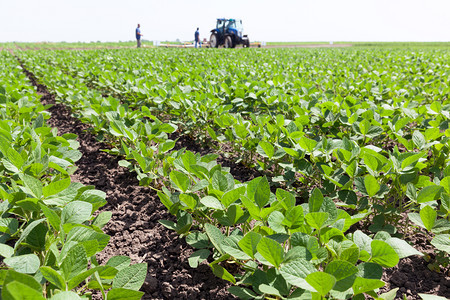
[[0, 52, 147, 299], [2, 47, 449, 299]]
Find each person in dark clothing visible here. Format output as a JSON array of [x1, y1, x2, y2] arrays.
[[194, 28, 201, 48], [136, 24, 143, 48]]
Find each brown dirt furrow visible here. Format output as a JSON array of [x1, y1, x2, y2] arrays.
[[20, 64, 235, 299]]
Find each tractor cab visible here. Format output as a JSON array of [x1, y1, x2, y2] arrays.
[[211, 18, 249, 48]]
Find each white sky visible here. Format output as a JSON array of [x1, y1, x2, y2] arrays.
[[1, 0, 450, 43]]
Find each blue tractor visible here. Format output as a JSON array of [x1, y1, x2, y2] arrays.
[[209, 18, 250, 48]]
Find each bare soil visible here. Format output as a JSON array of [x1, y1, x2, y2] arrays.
[[21, 64, 450, 300]]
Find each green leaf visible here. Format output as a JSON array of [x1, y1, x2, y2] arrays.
[[92, 211, 112, 229], [364, 175, 380, 197], [61, 201, 93, 224], [106, 256, 131, 271], [188, 249, 210, 268], [412, 130, 426, 149], [205, 223, 225, 254], [186, 231, 210, 249], [385, 238, 423, 259], [50, 291, 82, 300], [279, 259, 316, 289], [0, 244, 14, 258], [107, 288, 144, 300], [324, 260, 358, 281], [61, 244, 88, 280], [210, 264, 236, 284], [20, 174, 43, 199], [4, 254, 40, 274], [238, 232, 262, 259], [257, 141, 275, 159], [200, 196, 224, 210], [256, 237, 284, 268], [0, 218, 18, 235], [299, 136, 317, 153], [228, 286, 257, 300], [39, 204, 61, 231], [179, 194, 197, 210], [370, 240, 399, 268], [379, 288, 399, 300], [40, 266, 66, 290], [259, 284, 283, 297], [440, 176, 450, 194], [305, 212, 329, 230], [431, 234, 450, 253], [417, 185, 443, 203], [221, 186, 245, 208], [309, 188, 324, 213], [4, 281, 45, 300], [305, 272, 336, 296], [352, 277, 384, 295], [212, 170, 229, 192], [420, 205, 437, 231], [2, 270, 42, 294], [43, 178, 71, 198], [66, 226, 110, 252], [169, 170, 190, 192], [282, 205, 304, 229], [112, 263, 147, 291], [221, 236, 250, 260], [67, 268, 99, 290], [254, 176, 270, 208]]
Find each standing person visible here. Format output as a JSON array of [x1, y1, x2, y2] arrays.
[[194, 27, 200, 48], [136, 24, 143, 48]]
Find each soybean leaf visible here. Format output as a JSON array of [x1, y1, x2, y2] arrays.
[[188, 249, 210, 268], [324, 260, 358, 281], [385, 238, 423, 259], [205, 223, 225, 255], [4, 281, 45, 300], [61, 244, 88, 280], [50, 291, 82, 300], [112, 263, 147, 291], [279, 259, 316, 289], [352, 277, 385, 295], [107, 288, 144, 300], [364, 175, 379, 197], [238, 232, 262, 259], [13, 218, 46, 250], [256, 237, 284, 268], [210, 264, 236, 284], [309, 188, 324, 213], [431, 234, 450, 253], [417, 185, 443, 203], [39, 266, 66, 290], [61, 201, 93, 224], [42, 178, 71, 198], [228, 286, 257, 300], [370, 240, 399, 268], [0, 244, 14, 258], [420, 205, 437, 231], [305, 271, 336, 296], [4, 254, 40, 274], [305, 212, 329, 230], [106, 256, 131, 271], [254, 176, 270, 209], [169, 170, 190, 192]]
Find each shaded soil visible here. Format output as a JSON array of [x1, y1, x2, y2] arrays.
[[19, 62, 450, 300]]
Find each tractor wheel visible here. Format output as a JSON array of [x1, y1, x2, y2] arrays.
[[244, 39, 250, 48], [210, 33, 219, 48], [224, 36, 233, 48]]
